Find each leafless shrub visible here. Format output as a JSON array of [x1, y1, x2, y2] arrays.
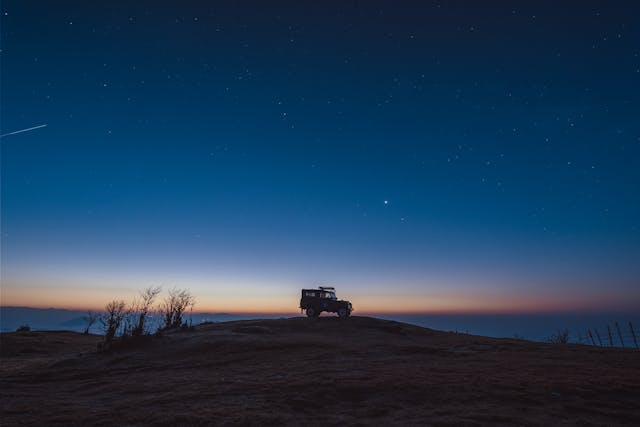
[[131, 286, 161, 337], [120, 305, 136, 338], [82, 311, 99, 335], [97, 288, 195, 352], [101, 300, 126, 343], [160, 288, 195, 330], [16, 324, 31, 332], [547, 328, 570, 344]]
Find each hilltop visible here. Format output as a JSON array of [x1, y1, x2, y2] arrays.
[[1, 316, 639, 426]]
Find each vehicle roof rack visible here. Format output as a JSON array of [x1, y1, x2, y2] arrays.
[[318, 286, 335, 291]]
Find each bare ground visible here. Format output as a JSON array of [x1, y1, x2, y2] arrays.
[[1, 316, 639, 426]]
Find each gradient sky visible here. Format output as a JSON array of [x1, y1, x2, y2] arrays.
[[1, 1, 639, 313]]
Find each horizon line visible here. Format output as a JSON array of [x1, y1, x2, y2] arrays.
[[2, 304, 638, 317]]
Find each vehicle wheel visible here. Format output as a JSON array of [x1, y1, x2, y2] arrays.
[[306, 307, 316, 318], [337, 308, 349, 318]]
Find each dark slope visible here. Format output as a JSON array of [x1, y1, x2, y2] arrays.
[[2, 316, 639, 426]]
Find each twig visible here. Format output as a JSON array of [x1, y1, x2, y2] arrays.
[[615, 321, 625, 348], [630, 321, 639, 350], [594, 328, 603, 347]]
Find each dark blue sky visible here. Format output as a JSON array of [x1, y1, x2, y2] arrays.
[[2, 1, 639, 312]]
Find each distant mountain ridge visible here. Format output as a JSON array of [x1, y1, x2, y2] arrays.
[[0, 306, 288, 333], [3, 306, 638, 344], [1, 307, 91, 332]]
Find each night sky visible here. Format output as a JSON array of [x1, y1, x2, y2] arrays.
[[2, 1, 639, 313]]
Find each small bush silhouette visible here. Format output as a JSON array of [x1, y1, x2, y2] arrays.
[[131, 286, 162, 337], [547, 328, 570, 344], [101, 300, 126, 344], [160, 288, 195, 330], [16, 324, 31, 332], [96, 287, 196, 351]]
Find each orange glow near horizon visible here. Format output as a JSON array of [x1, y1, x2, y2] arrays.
[[2, 283, 637, 315]]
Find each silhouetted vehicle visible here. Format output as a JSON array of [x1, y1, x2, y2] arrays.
[[300, 286, 353, 318]]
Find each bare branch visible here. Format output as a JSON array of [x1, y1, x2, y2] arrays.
[[102, 300, 126, 343], [83, 311, 99, 335], [160, 288, 195, 330], [132, 286, 162, 336]]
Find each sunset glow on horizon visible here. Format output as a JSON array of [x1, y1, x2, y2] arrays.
[[2, 279, 637, 315]]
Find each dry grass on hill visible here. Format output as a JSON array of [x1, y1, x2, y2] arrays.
[[2, 316, 639, 426]]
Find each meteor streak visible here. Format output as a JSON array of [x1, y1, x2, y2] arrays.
[[0, 124, 48, 138]]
